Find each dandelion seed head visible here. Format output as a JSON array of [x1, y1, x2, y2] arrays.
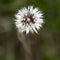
[[15, 6, 43, 34]]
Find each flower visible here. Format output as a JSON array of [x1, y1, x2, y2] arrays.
[[15, 6, 43, 34]]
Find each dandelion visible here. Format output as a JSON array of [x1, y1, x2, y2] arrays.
[[15, 6, 43, 34]]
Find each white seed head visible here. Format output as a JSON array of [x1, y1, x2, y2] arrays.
[[15, 6, 43, 35]]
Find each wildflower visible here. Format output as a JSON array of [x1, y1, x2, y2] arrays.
[[15, 6, 43, 34]]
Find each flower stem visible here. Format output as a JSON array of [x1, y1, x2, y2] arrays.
[[17, 30, 32, 60]]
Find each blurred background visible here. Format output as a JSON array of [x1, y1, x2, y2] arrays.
[[0, 0, 60, 60]]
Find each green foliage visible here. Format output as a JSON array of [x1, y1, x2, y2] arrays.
[[0, 0, 60, 60]]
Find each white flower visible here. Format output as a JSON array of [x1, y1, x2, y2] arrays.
[[15, 6, 43, 34]]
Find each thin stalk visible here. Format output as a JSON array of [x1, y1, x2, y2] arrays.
[[17, 30, 32, 60]]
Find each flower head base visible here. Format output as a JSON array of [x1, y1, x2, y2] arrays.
[[15, 6, 43, 34]]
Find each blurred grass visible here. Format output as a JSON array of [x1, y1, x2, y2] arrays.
[[0, 0, 60, 60]]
